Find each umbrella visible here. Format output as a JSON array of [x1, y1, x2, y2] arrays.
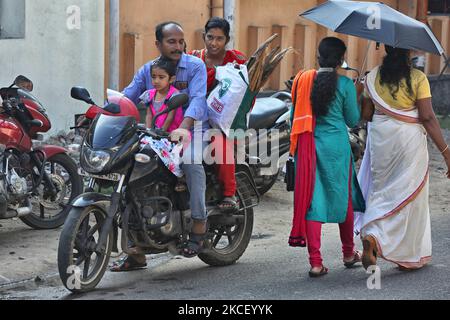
[[300, 0, 445, 56]]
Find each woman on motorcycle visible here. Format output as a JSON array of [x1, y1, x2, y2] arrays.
[[289, 37, 365, 277], [189, 17, 247, 212]]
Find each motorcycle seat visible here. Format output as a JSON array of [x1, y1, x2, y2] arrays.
[[248, 98, 289, 130]]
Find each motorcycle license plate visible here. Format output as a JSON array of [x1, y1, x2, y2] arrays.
[[78, 168, 121, 182]]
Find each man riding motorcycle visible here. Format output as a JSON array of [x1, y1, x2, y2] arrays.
[[112, 21, 210, 270]]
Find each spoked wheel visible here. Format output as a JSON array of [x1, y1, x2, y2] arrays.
[[58, 205, 113, 293], [21, 154, 83, 229], [199, 205, 254, 267]]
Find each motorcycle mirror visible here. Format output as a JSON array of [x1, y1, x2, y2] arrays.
[[151, 93, 189, 129], [71, 87, 95, 105], [166, 93, 189, 112]]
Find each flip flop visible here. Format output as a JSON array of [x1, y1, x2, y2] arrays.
[[344, 251, 362, 268], [110, 255, 147, 272], [182, 233, 206, 258], [218, 196, 238, 212], [309, 266, 329, 278]]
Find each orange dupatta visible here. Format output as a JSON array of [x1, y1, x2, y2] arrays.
[[289, 70, 317, 156]]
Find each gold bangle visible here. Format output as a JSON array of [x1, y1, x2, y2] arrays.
[[441, 145, 449, 154]]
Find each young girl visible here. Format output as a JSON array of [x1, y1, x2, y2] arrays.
[[140, 57, 183, 132]]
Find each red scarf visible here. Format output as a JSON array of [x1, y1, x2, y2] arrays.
[[189, 49, 247, 92]]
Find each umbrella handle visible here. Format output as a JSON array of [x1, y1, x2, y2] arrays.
[[359, 41, 373, 82]]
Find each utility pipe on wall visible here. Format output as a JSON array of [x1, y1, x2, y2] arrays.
[[224, 0, 236, 49], [109, 0, 120, 91]]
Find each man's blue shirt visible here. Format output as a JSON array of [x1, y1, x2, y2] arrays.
[[123, 53, 208, 125]]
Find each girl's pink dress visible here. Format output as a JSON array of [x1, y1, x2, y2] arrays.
[[143, 85, 184, 132]]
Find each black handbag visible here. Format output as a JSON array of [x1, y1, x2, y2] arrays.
[[284, 74, 300, 192], [284, 157, 296, 192]]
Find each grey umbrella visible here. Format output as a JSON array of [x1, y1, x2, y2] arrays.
[[300, 0, 445, 56]]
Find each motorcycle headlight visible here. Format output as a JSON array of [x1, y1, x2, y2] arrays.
[[81, 146, 111, 174]]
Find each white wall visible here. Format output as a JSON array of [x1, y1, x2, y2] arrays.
[[0, 0, 105, 135]]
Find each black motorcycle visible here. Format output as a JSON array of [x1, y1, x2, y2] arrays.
[[58, 92, 260, 293]]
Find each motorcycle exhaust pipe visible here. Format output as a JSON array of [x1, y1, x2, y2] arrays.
[[16, 198, 32, 217]]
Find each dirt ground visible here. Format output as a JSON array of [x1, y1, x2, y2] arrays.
[[0, 129, 449, 290]]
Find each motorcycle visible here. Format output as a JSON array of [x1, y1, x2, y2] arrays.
[[248, 91, 291, 194], [71, 87, 291, 196], [0, 84, 83, 229], [58, 89, 259, 292]]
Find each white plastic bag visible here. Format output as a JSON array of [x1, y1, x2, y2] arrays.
[[207, 63, 249, 137]]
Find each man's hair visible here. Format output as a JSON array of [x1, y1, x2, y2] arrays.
[[155, 21, 183, 42], [14, 75, 32, 86]]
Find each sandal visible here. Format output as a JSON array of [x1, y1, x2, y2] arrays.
[[309, 266, 329, 278], [362, 235, 378, 270], [218, 196, 238, 212], [182, 233, 206, 258], [344, 251, 362, 268], [398, 265, 423, 272], [110, 255, 147, 272]]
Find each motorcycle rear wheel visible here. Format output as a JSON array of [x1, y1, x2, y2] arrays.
[[58, 205, 113, 293], [199, 207, 254, 267]]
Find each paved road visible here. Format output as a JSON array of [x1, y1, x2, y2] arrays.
[[1, 134, 449, 300], [1, 182, 449, 300]]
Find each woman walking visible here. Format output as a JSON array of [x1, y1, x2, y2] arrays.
[[289, 37, 365, 277], [356, 45, 450, 271]]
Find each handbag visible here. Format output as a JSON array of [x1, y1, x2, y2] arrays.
[[284, 74, 300, 192], [284, 157, 296, 192]]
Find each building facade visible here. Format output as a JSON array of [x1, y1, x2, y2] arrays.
[[0, 0, 105, 134], [111, 0, 449, 91]]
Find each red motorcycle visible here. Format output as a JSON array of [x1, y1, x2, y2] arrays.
[[0, 85, 83, 229]]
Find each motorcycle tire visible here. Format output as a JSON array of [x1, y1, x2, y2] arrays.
[[199, 207, 254, 267], [58, 205, 113, 293], [256, 169, 281, 196], [20, 153, 83, 230]]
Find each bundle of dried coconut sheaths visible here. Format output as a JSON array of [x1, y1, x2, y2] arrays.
[[246, 33, 295, 92], [227, 34, 294, 136]]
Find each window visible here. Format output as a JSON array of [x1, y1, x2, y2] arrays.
[[0, 0, 25, 39], [429, 0, 450, 15]]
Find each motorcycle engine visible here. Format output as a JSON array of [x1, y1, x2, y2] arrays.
[[5, 154, 30, 198]]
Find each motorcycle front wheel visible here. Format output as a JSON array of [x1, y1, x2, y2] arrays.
[[58, 205, 113, 293], [20, 153, 83, 230]]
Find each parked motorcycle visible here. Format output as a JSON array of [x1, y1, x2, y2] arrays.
[[248, 92, 291, 194], [0, 85, 83, 229], [58, 89, 259, 292]]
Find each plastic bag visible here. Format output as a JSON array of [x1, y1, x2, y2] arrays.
[[207, 63, 249, 137]]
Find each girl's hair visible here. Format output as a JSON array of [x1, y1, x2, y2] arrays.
[[311, 37, 347, 117], [151, 57, 177, 77], [379, 45, 413, 100], [205, 17, 231, 41]]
